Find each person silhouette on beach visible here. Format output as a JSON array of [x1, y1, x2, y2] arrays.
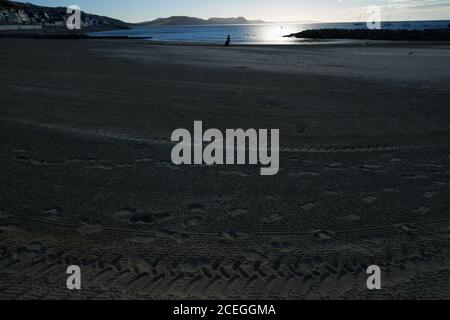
[[225, 35, 231, 47]]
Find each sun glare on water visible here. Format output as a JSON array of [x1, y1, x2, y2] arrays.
[[258, 24, 303, 44]]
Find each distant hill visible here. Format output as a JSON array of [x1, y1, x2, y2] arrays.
[[135, 16, 265, 26]]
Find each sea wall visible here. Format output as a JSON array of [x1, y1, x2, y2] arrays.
[[286, 28, 450, 41]]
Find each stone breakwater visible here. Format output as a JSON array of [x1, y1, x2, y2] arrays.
[[285, 28, 450, 41]]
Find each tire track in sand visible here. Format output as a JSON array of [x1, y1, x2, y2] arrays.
[[2, 117, 449, 154]]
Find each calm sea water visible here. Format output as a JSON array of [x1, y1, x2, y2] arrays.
[[91, 20, 450, 45]]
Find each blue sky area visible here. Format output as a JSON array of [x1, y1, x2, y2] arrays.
[[21, 0, 450, 23]]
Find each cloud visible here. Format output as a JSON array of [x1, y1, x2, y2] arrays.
[[383, 0, 450, 10], [333, 0, 450, 21]]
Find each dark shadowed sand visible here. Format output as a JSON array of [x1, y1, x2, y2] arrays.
[[0, 38, 450, 299]]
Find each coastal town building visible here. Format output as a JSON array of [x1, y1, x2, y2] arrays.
[[0, 0, 127, 32]]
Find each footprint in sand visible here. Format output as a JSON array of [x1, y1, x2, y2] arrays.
[[362, 164, 382, 170], [423, 191, 436, 199], [312, 229, 335, 241], [15, 155, 30, 162], [115, 207, 137, 217], [404, 174, 430, 180], [219, 231, 238, 240], [0, 224, 21, 233], [127, 236, 157, 244], [344, 214, 361, 221], [326, 162, 345, 171], [219, 170, 251, 177], [227, 208, 248, 217], [184, 216, 203, 226], [322, 190, 340, 196], [156, 229, 190, 242], [363, 196, 377, 204], [412, 206, 431, 214], [14, 149, 30, 154], [219, 231, 249, 240], [301, 202, 316, 211], [131, 211, 171, 224], [244, 250, 268, 262], [262, 100, 279, 109], [156, 160, 180, 170], [289, 171, 320, 178], [181, 256, 209, 272], [261, 213, 283, 223], [116, 163, 136, 168], [89, 164, 114, 170], [116, 208, 171, 224], [188, 203, 205, 212], [42, 207, 63, 215], [270, 241, 293, 251], [398, 224, 417, 235], [77, 224, 104, 235], [328, 162, 342, 168], [360, 164, 386, 173], [298, 258, 316, 272], [42, 207, 64, 221], [135, 157, 154, 163], [68, 158, 100, 164]]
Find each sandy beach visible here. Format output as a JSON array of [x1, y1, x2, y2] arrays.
[[0, 38, 450, 299]]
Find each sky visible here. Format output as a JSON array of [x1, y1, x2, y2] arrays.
[[22, 0, 450, 23]]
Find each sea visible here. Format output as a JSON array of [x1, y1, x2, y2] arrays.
[[90, 20, 450, 45]]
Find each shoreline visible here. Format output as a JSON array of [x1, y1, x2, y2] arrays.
[[141, 38, 450, 47], [2, 33, 450, 47], [0, 25, 129, 38]]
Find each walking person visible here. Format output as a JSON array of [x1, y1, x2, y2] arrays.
[[225, 35, 231, 47]]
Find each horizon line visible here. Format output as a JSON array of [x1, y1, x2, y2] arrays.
[[4, 0, 450, 25]]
